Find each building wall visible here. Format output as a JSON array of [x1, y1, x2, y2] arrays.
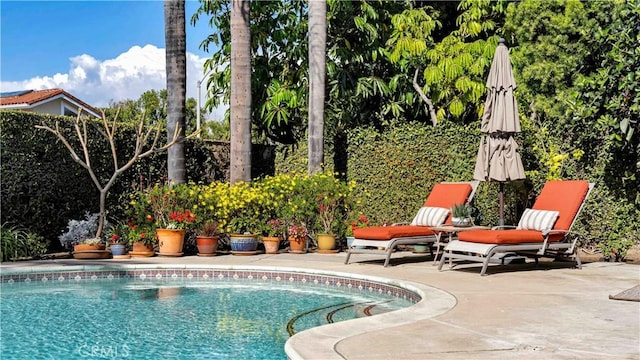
[[31, 100, 64, 116]]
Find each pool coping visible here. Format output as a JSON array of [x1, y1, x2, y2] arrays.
[[0, 262, 456, 360]]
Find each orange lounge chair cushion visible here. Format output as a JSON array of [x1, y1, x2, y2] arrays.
[[424, 183, 473, 224], [424, 183, 472, 208], [354, 225, 435, 241], [457, 229, 564, 244], [532, 180, 589, 230]]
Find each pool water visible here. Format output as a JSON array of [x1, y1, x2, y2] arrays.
[[1, 280, 412, 359]]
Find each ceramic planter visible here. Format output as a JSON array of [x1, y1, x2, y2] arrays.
[[109, 244, 127, 256], [317, 234, 336, 251], [230, 234, 258, 252], [451, 217, 472, 227]]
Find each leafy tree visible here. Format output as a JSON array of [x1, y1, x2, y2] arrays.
[[385, 0, 507, 124], [505, 0, 638, 199]]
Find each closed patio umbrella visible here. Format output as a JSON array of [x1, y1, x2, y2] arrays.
[[473, 38, 525, 225]]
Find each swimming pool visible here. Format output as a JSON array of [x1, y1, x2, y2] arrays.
[[0, 266, 421, 359]]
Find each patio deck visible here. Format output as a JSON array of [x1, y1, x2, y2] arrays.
[[2, 251, 638, 359]]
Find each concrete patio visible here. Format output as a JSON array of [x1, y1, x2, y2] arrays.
[[2, 251, 638, 359]]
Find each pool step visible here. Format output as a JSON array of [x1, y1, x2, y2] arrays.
[[287, 300, 391, 336]]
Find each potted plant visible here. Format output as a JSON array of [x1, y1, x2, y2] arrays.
[[222, 181, 264, 253], [451, 203, 473, 227], [156, 210, 197, 255], [287, 223, 308, 253], [59, 213, 110, 258], [262, 219, 284, 254], [106, 223, 128, 256], [314, 173, 352, 251], [346, 214, 370, 249], [196, 220, 220, 256], [142, 183, 197, 256], [127, 221, 156, 257]]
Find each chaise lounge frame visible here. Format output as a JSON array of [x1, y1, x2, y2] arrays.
[[438, 181, 594, 276], [344, 181, 479, 267]]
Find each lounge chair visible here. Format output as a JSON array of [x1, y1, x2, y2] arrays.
[[344, 181, 479, 267], [438, 180, 594, 276]]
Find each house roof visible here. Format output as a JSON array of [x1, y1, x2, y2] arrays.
[[0, 88, 101, 118]]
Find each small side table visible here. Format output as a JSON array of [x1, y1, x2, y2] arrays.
[[430, 225, 491, 264]]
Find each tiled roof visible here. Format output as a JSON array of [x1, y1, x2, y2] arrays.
[[0, 88, 100, 117]]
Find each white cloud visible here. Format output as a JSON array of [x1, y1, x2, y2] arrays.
[[0, 44, 226, 122]]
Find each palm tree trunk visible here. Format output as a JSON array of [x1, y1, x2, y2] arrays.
[[230, 0, 252, 183], [308, 0, 327, 175], [164, 0, 187, 184]]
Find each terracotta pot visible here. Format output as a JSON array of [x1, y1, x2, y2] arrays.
[[289, 236, 306, 253], [157, 228, 185, 255], [74, 244, 106, 252], [196, 235, 219, 256], [132, 241, 154, 253], [262, 236, 281, 254], [317, 234, 336, 251]]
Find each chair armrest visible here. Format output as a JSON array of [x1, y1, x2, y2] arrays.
[[391, 222, 410, 226], [541, 229, 569, 236], [491, 225, 517, 230]]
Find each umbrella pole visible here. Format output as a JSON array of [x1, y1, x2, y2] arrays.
[[499, 182, 505, 226]]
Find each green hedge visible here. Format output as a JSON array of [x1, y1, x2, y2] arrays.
[[275, 122, 639, 259]]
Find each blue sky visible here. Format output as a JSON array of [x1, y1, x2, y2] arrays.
[[1, 1, 221, 116]]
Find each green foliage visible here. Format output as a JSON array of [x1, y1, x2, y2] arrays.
[[500, 0, 640, 262], [122, 172, 359, 241], [451, 203, 472, 218], [385, 0, 504, 123], [0, 224, 49, 262], [346, 122, 514, 225], [574, 187, 639, 262], [0, 110, 271, 252], [58, 212, 102, 250]]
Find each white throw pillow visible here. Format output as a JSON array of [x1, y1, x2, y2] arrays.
[[411, 207, 449, 226], [517, 208, 560, 231]]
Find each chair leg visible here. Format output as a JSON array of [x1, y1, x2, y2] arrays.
[[437, 252, 447, 271], [383, 249, 392, 267], [574, 250, 582, 269], [344, 251, 352, 265], [480, 256, 491, 276]]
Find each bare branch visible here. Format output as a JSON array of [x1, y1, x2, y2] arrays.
[[413, 68, 438, 126]]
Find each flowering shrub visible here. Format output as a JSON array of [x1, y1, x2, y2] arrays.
[[166, 210, 197, 230], [126, 222, 154, 245], [118, 172, 364, 241], [311, 172, 354, 235], [347, 215, 370, 236], [106, 222, 127, 245], [263, 219, 285, 237], [287, 223, 308, 240], [224, 181, 266, 234], [190, 182, 226, 233]]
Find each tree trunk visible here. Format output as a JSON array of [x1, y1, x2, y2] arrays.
[[165, 0, 187, 184], [308, 0, 327, 175], [230, 0, 252, 183]]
